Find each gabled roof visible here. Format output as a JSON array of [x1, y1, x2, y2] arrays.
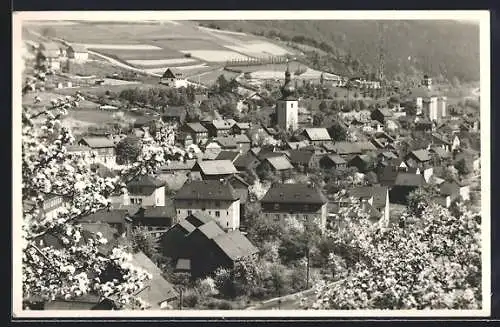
[[394, 173, 425, 187], [264, 156, 294, 171], [212, 231, 259, 261], [380, 151, 399, 160], [439, 181, 461, 197], [127, 175, 166, 189], [131, 251, 178, 308], [195, 160, 238, 175], [234, 152, 259, 170], [194, 220, 225, 239], [287, 150, 315, 165], [303, 128, 331, 141], [374, 108, 394, 117], [134, 204, 176, 219], [162, 68, 184, 79], [215, 151, 241, 162], [432, 133, 452, 145], [160, 159, 196, 171], [66, 144, 91, 152], [324, 154, 347, 165], [331, 142, 362, 155], [177, 219, 197, 233], [79, 209, 127, 224], [235, 122, 251, 130], [79, 137, 115, 149], [430, 146, 451, 159], [261, 183, 328, 205], [69, 44, 87, 52], [211, 120, 235, 130], [357, 141, 378, 152], [347, 186, 388, 209], [213, 137, 238, 149], [185, 211, 214, 227], [409, 149, 432, 162], [185, 122, 207, 133], [174, 180, 239, 201]]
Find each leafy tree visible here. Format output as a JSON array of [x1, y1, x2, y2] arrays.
[[327, 122, 348, 141], [319, 101, 328, 113], [126, 226, 161, 262], [308, 196, 481, 310], [455, 158, 470, 176], [312, 112, 325, 127], [22, 77, 184, 308], [116, 136, 143, 165], [403, 101, 417, 116]]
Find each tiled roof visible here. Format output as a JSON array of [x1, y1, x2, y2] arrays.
[[160, 159, 196, 171], [233, 152, 259, 170], [211, 120, 235, 129], [127, 175, 166, 188], [177, 219, 196, 233], [213, 137, 237, 149], [409, 149, 432, 162], [215, 151, 241, 162], [287, 150, 315, 165], [357, 141, 378, 152], [347, 186, 388, 209], [131, 251, 178, 308], [174, 180, 239, 201], [194, 220, 225, 239], [261, 183, 328, 205], [394, 173, 425, 187], [212, 231, 259, 261], [79, 209, 128, 224], [185, 122, 207, 133], [264, 156, 294, 171], [331, 142, 362, 155], [196, 160, 238, 175], [430, 147, 451, 159], [185, 211, 214, 227], [325, 154, 347, 165], [303, 128, 331, 141], [79, 137, 115, 149], [134, 204, 176, 219]]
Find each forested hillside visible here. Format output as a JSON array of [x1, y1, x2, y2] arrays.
[[200, 20, 480, 83]]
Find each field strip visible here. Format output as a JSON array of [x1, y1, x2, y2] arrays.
[[127, 58, 197, 66], [144, 63, 208, 74], [180, 50, 251, 62], [87, 50, 162, 77], [81, 43, 163, 50], [197, 26, 248, 36]]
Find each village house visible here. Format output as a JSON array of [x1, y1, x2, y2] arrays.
[[257, 155, 294, 179], [182, 122, 209, 144], [202, 142, 222, 160], [287, 149, 317, 173], [173, 180, 241, 231], [434, 181, 471, 208], [130, 251, 179, 309], [405, 149, 433, 169], [215, 151, 241, 163], [78, 137, 116, 166], [37, 42, 62, 71], [160, 68, 188, 88], [302, 128, 332, 145], [66, 44, 89, 62], [130, 202, 176, 235], [330, 142, 363, 158], [348, 154, 377, 173], [192, 160, 238, 180], [378, 167, 426, 204], [205, 120, 235, 138], [160, 213, 258, 278], [261, 183, 328, 231], [343, 186, 390, 227], [233, 151, 260, 172], [124, 175, 166, 207], [319, 154, 348, 171], [23, 193, 67, 221], [371, 108, 394, 125], [214, 134, 252, 153], [230, 122, 251, 135]]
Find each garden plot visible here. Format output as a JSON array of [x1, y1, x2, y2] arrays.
[[225, 42, 292, 57], [198, 26, 248, 36], [127, 58, 197, 66], [180, 50, 250, 62], [95, 48, 183, 60], [82, 43, 162, 50], [157, 39, 226, 51], [144, 63, 209, 74]]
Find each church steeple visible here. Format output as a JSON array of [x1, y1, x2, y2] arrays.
[[281, 61, 295, 99]]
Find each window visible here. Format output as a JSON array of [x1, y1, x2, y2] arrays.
[[304, 215, 308, 221], [215, 211, 220, 217], [226, 211, 229, 215], [226, 222, 229, 227], [274, 214, 280, 221], [188, 210, 192, 215], [177, 210, 180, 214], [290, 103, 293, 108], [156, 198, 160, 204]]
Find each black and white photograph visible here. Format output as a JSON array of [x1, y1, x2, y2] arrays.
[[12, 10, 490, 317]]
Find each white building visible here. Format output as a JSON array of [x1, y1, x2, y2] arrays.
[[160, 68, 188, 88], [173, 180, 241, 231], [67, 44, 89, 62], [275, 66, 298, 131], [124, 175, 166, 206]]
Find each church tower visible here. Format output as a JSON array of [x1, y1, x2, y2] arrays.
[[275, 63, 298, 131]]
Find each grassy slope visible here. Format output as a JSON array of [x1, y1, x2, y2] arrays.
[[200, 20, 480, 82]]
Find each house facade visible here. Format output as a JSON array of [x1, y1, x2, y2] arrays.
[[174, 180, 241, 231], [160, 68, 188, 88], [261, 183, 328, 231], [78, 137, 116, 166], [124, 175, 166, 206], [67, 45, 89, 62]]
